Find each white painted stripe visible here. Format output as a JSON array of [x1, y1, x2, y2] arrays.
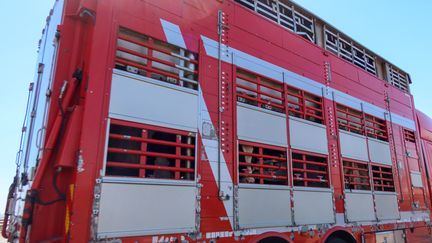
[[160, 19, 234, 229], [198, 88, 234, 229], [201, 35, 416, 130], [160, 19, 187, 48]]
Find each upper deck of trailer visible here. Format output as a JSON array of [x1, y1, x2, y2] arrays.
[[234, 0, 411, 93]]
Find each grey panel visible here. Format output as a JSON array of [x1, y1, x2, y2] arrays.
[[97, 182, 196, 238], [368, 138, 392, 165], [238, 186, 292, 228], [344, 191, 375, 222], [375, 193, 400, 220], [289, 117, 328, 154], [109, 71, 198, 132], [410, 171, 423, 187], [237, 104, 288, 146], [339, 131, 369, 161], [293, 189, 334, 225], [334, 91, 362, 111]]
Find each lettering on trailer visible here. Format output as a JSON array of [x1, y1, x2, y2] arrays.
[[160, 19, 235, 229], [205, 229, 257, 239], [200, 35, 416, 131], [152, 235, 186, 243]]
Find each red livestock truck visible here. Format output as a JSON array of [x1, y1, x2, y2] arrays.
[[3, 0, 432, 242]]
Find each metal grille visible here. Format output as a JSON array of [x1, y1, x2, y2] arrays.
[[114, 28, 199, 90], [235, 0, 315, 42], [336, 104, 388, 141], [292, 151, 329, 188], [403, 129, 416, 143], [324, 28, 377, 76], [371, 164, 395, 192], [387, 65, 409, 92], [365, 114, 388, 141], [236, 68, 285, 113], [343, 160, 371, 190], [105, 119, 196, 180], [238, 141, 288, 185], [336, 104, 364, 135], [287, 85, 324, 124], [236, 68, 325, 124]]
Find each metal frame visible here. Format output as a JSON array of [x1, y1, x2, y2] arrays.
[[7, 0, 432, 242], [115, 27, 199, 90], [291, 149, 330, 188], [105, 119, 197, 181], [336, 103, 389, 141], [370, 163, 395, 192], [236, 67, 285, 113], [342, 159, 371, 191], [237, 140, 289, 185]]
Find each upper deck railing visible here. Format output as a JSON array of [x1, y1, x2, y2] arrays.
[[235, 0, 411, 93]]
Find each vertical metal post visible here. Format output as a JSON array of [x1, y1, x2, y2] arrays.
[[217, 10, 224, 199], [385, 92, 405, 202]]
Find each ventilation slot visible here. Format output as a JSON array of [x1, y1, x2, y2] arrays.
[[235, 0, 315, 42], [238, 141, 288, 185], [115, 28, 199, 90], [343, 160, 370, 190], [292, 151, 329, 188], [106, 120, 196, 180], [365, 114, 388, 141], [236, 68, 284, 113], [372, 165, 395, 192], [325, 27, 377, 76], [287, 85, 324, 124], [403, 129, 416, 143], [336, 104, 364, 135], [387, 65, 409, 92]]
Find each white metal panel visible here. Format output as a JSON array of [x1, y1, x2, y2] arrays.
[[375, 193, 400, 220], [363, 103, 386, 120], [368, 138, 392, 165], [410, 171, 423, 187], [344, 191, 375, 222], [293, 189, 334, 225], [160, 19, 187, 48], [333, 91, 362, 111], [339, 131, 369, 161], [97, 181, 196, 238], [289, 117, 328, 154], [237, 103, 288, 146], [109, 71, 198, 132], [238, 186, 292, 228]]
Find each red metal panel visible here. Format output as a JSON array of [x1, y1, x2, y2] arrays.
[[14, 0, 432, 242], [417, 110, 432, 142]]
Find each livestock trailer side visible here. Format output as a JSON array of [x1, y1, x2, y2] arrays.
[[3, 0, 432, 242]]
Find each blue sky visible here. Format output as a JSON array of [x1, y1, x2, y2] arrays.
[[0, 1, 431, 215]]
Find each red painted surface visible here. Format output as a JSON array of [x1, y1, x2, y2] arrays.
[[4, 0, 432, 242]]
